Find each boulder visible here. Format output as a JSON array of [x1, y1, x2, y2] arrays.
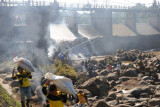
[[121, 68, 138, 77], [0, 68, 12, 74], [109, 80, 117, 88], [119, 77, 130, 82], [94, 100, 110, 107], [0, 74, 7, 79], [127, 87, 141, 99], [4, 74, 12, 81], [135, 101, 147, 107], [148, 98, 160, 106], [117, 104, 132, 107], [122, 97, 138, 105], [79, 77, 110, 96], [107, 92, 116, 99], [106, 100, 118, 106], [10, 80, 19, 87], [99, 69, 108, 76], [141, 76, 150, 81], [140, 93, 150, 98], [155, 91, 160, 98], [107, 73, 118, 81]]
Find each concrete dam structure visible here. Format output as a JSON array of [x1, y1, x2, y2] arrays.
[[0, 1, 160, 58]]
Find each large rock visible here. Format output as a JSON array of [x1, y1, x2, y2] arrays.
[[107, 73, 118, 81], [122, 97, 138, 106], [99, 69, 108, 76], [148, 98, 160, 106], [127, 87, 141, 98], [119, 77, 130, 82], [141, 76, 151, 81], [0, 74, 7, 79], [106, 100, 118, 106], [4, 74, 12, 81], [117, 104, 132, 107], [79, 77, 110, 96], [121, 68, 138, 77], [0, 68, 12, 74], [94, 100, 110, 107], [10, 80, 19, 87]]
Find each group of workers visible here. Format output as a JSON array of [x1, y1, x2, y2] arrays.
[[12, 66, 88, 107], [81, 57, 122, 77]]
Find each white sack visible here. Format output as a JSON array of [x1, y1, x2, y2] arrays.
[[45, 72, 75, 95], [13, 56, 35, 73]]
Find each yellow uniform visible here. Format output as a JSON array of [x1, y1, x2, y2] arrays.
[[12, 70, 32, 87], [78, 93, 86, 104], [42, 85, 67, 107]]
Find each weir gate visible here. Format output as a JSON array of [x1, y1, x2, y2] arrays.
[[0, 1, 160, 37]]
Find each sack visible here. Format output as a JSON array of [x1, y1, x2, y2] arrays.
[[13, 56, 35, 73], [45, 72, 76, 95]]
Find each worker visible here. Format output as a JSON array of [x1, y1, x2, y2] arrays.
[[12, 66, 32, 107], [76, 90, 88, 107], [42, 80, 67, 107]]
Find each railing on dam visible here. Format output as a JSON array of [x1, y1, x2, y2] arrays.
[[0, 1, 156, 11]]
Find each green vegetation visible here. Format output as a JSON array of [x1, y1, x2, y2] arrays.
[[0, 84, 20, 107], [55, 63, 77, 79]]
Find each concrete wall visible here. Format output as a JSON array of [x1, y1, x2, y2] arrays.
[[65, 12, 78, 34], [125, 12, 137, 33], [150, 12, 160, 31], [91, 11, 112, 36]]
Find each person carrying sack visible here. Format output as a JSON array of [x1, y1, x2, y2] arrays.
[[12, 66, 32, 107], [42, 80, 67, 107]]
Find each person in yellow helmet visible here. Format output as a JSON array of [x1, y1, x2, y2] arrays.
[[42, 80, 67, 107], [76, 90, 88, 107], [12, 66, 32, 107]]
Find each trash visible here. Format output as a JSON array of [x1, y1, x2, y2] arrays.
[[13, 56, 35, 73], [45, 72, 76, 95]]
